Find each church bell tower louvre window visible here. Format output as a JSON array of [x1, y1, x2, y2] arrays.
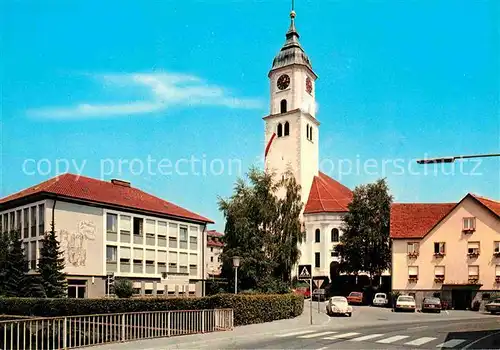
[[280, 99, 287, 113], [277, 123, 283, 137], [284, 121, 290, 136]]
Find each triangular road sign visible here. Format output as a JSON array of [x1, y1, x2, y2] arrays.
[[298, 264, 312, 280], [313, 279, 324, 289]]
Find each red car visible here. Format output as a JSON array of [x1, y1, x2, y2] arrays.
[[294, 287, 311, 299], [347, 292, 363, 305]]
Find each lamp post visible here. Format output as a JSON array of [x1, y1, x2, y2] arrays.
[[232, 256, 240, 294], [416, 153, 500, 164]]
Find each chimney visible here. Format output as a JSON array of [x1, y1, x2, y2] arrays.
[[111, 179, 131, 187]]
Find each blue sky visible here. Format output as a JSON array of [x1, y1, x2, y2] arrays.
[[1, 0, 499, 230]]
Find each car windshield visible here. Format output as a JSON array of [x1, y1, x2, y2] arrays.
[[492, 299, 500, 303], [332, 297, 347, 303], [425, 298, 440, 303], [375, 293, 386, 298], [350, 292, 362, 296], [399, 297, 414, 302]]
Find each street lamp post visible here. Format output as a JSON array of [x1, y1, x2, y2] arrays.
[[232, 256, 240, 294], [416, 153, 500, 164]]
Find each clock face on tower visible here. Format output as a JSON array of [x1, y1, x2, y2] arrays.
[[306, 77, 313, 94], [277, 74, 290, 90]]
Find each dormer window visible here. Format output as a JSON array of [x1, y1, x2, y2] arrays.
[[284, 121, 290, 136], [277, 123, 283, 137], [280, 99, 287, 113]]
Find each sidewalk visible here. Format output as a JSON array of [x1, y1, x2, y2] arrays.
[[93, 300, 331, 350]]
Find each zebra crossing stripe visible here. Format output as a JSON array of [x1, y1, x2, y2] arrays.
[[276, 330, 316, 337], [376, 335, 410, 344], [323, 332, 360, 339], [349, 334, 385, 342], [298, 331, 336, 339], [404, 337, 437, 346], [435, 339, 466, 348]]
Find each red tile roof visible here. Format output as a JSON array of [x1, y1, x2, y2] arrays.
[[390, 203, 456, 239], [0, 173, 213, 223], [304, 172, 353, 214], [472, 194, 500, 217], [207, 229, 223, 237]]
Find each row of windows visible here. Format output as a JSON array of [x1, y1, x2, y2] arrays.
[[314, 228, 340, 243], [105, 245, 198, 265], [407, 241, 500, 257], [407, 265, 500, 281], [275, 120, 314, 142], [106, 213, 198, 249], [0, 204, 45, 238]]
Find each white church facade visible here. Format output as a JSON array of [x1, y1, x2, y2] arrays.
[[264, 9, 353, 280]]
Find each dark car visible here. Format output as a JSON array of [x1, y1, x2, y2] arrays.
[[421, 297, 442, 313]]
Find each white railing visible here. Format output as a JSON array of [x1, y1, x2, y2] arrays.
[[0, 308, 233, 350]]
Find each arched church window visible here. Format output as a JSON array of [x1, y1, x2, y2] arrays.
[[306, 124, 309, 139], [284, 121, 290, 136], [315, 228, 321, 243], [280, 99, 287, 113], [331, 228, 339, 243], [277, 123, 283, 137]]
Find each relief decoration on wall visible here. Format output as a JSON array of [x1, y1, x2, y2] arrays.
[[60, 221, 96, 267]]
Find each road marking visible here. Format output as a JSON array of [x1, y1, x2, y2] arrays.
[[404, 337, 437, 346], [435, 339, 466, 348], [315, 347, 330, 350], [407, 325, 429, 331], [298, 331, 336, 338], [349, 334, 385, 342], [323, 332, 360, 339], [377, 335, 410, 344], [276, 330, 316, 337]]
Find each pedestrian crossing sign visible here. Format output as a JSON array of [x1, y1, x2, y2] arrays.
[[298, 264, 312, 280]]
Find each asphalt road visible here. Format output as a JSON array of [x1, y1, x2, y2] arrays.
[[231, 317, 500, 349]]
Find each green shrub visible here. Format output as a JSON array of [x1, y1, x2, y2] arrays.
[[0, 293, 304, 326], [113, 279, 134, 299]]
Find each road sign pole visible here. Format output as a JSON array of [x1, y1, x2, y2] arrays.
[[310, 275, 312, 325]]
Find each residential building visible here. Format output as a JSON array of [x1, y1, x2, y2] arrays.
[[391, 193, 500, 309], [263, 8, 354, 279], [206, 230, 223, 278], [0, 173, 213, 298]]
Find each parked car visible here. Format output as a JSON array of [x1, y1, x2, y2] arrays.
[[293, 287, 311, 299], [394, 295, 416, 312], [326, 296, 353, 317], [372, 293, 388, 307], [347, 291, 363, 305], [421, 297, 442, 313], [485, 298, 500, 314]]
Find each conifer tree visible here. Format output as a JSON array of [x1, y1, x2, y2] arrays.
[[38, 223, 67, 298]]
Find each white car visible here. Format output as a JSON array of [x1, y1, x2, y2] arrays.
[[372, 293, 388, 307], [326, 296, 353, 317], [395, 295, 416, 312]]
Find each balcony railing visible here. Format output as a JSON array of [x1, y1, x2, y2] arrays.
[[468, 276, 479, 284], [494, 251, 500, 258], [433, 252, 445, 258], [407, 252, 419, 258], [434, 275, 445, 283], [468, 251, 480, 258], [408, 275, 418, 282], [495, 276, 500, 283], [0, 309, 233, 350]]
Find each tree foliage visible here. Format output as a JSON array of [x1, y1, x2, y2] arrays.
[[38, 223, 67, 298], [218, 167, 304, 292], [335, 178, 393, 281], [114, 278, 134, 298], [0, 230, 46, 297]]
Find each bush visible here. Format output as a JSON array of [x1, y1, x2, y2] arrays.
[[113, 279, 134, 299], [0, 293, 304, 326]]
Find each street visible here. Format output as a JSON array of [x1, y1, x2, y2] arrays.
[[95, 302, 500, 350]]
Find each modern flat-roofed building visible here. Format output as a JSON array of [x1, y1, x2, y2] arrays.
[[0, 173, 213, 298], [206, 230, 223, 278], [391, 193, 500, 309]]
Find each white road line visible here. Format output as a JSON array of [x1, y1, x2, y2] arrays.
[[276, 330, 316, 337], [315, 347, 330, 350], [323, 332, 360, 340], [349, 334, 385, 342], [298, 331, 337, 339], [376, 335, 410, 344], [404, 337, 437, 346], [435, 339, 467, 348]]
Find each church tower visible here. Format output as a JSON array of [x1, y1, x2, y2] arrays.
[[264, 8, 319, 206]]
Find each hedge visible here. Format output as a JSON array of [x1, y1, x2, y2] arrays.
[[0, 293, 304, 326]]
